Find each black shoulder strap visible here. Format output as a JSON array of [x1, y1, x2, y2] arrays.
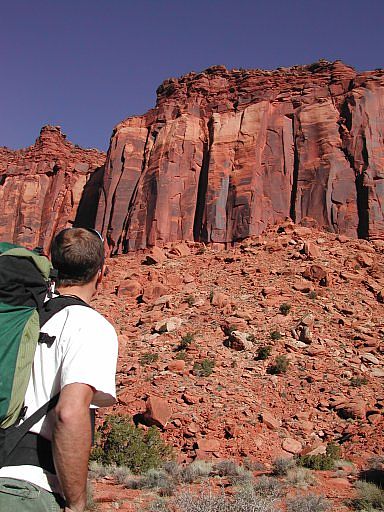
[[39, 294, 91, 328]]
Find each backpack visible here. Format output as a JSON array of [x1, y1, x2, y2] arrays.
[[0, 242, 89, 471]]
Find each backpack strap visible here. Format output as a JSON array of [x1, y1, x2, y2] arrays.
[[39, 294, 91, 328]]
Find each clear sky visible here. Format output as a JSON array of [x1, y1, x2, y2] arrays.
[[1, 0, 383, 151]]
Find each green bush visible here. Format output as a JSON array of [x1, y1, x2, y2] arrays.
[[270, 330, 282, 341], [279, 303, 291, 316], [297, 454, 334, 471], [90, 415, 173, 474], [267, 355, 289, 374], [257, 345, 272, 360], [193, 358, 215, 377], [326, 442, 341, 460], [178, 332, 195, 350]]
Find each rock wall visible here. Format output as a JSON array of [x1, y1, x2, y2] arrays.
[[0, 126, 105, 252], [1, 61, 383, 253], [96, 60, 384, 253]]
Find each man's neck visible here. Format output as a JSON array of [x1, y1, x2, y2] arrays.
[[56, 285, 94, 305]]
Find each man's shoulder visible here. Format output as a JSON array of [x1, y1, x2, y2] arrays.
[[45, 303, 116, 337]]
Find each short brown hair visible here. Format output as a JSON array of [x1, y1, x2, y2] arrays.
[[51, 228, 104, 286]]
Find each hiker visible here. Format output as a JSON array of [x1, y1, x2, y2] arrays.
[[0, 228, 118, 512]]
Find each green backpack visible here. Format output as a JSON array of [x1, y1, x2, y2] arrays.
[[0, 242, 88, 471], [0, 242, 53, 429]]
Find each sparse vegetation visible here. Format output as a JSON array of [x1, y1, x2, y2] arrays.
[[140, 352, 159, 366], [286, 493, 329, 512], [212, 460, 253, 485], [175, 350, 189, 361], [180, 460, 213, 483], [350, 376, 368, 387], [252, 475, 284, 498], [178, 332, 195, 350], [272, 456, 296, 476], [125, 468, 175, 496], [257, 345, 272, 360], [270, 330, 282, 341], [352, 480, 384, 511], [286, 466, 316, 487], [267, 355, 289, 374], [91, 415, 173, 473], [185, 294, 196, 306], [193, 358, 215, 377], [279, 303, 291, 316], [175, 484, 279, 512]]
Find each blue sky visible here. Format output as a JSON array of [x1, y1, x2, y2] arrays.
[[1, 0, 383, 150]]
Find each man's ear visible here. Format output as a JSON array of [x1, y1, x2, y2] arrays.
[[96, 265, 105, 287]]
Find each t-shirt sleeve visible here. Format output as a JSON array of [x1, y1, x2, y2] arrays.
[[60, 308, 118, 407]]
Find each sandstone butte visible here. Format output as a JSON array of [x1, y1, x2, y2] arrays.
[[0, 59, 384, 254], [0, 125, 105, 252]]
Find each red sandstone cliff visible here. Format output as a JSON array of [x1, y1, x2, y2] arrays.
[[96, 60, 384, 253], [1, 61, 383, 253], [0, 126, 105, 251]]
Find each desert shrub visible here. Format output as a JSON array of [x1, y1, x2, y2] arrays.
[[127, 468, 175, 496], [89, 461, 115, 479], [162, 460, 181, 478], [175, 486, 278, 512], [350, 376, 368, 387], [243, 458, 267, 471], [178, 332, 195, 350], [286, 493, 329, 512], [279, 303, 291, 316], [180, 460, 213, 483], [193, 358, 215, 377], [270, 330, 282, 341], [185, 295, 196, 306], [86, 480, 98, 511], [140, 352, 159, 366], [252, 475, 284, 498], [326, 442, 341, 460], [91, 415, 174, 474], [247, 333, 256, 343], [112, 465, 134, 484], [308, 291, 317, 300], [267, 355, 289, 374], [175, 350, 189, 361], [272, 456, 296, 476], [352, 480, 384, 511], [297, 453, 334, 471], [212, 460, 253, 485], [286, 467, 315, 487], [257, 345, 272, 360], [147, 498, 171, 512]]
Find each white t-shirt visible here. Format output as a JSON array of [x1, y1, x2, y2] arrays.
[[0, 304, 118, 495]]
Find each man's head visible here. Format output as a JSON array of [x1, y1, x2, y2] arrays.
[[51, 228, 104, 287]]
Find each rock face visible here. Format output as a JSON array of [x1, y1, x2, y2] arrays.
[[96, 60, 384, 253], [0, 126, 105, 252]]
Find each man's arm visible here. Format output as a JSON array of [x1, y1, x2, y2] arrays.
[[52, 383, 94, 512]]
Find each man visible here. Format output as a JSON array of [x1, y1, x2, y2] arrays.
[[0, 228, 118, 512]]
